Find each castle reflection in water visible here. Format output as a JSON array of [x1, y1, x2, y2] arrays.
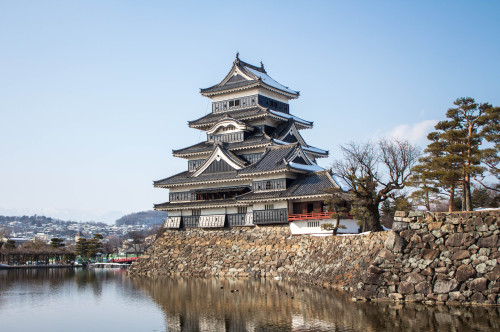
[[131, 276, 500, 332], [1, 269, 499, 332]]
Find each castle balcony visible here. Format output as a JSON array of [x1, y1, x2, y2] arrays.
[[227, 213, 254, 227], [253, 209, 288, 225], [288, 212, 354, 221], [183, 216, 200, 228], [287, 212, 332, 221]]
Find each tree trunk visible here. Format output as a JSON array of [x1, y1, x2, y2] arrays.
[[465, 176, 472, 211], [449, 184, 455, 212], [462, 182, 466, 211], [425, 190, 430, 211], [333, 215, 340, 235], [366, 204, 383, 232]]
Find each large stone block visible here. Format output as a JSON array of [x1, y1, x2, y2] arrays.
[[428, 222, 443, 231], [478, 235, 498, 248], [452, 250, 470, 260], [398, 281, 415, 295], [456, 265, 476, 282], [433, 279, 459, 294], [469, 278, 488, 292], [421, 249, 439, 260], [470, 292, 486, 303], [392, 222, 408, 232], [485, 270, 500, 282], [405, 272, 426, 284], [395, 211, 408, 218], [384, 232, 406, 253], [445, 233, 470, 247], [415, 281, 432, 294]]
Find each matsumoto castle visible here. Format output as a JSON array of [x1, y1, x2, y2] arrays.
[[154, 54, 350, 235]]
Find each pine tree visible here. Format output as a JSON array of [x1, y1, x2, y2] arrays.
[[408, 155, 441, 211], [478, 106, 500, 190], [50, 238, 65, 248], [414, 130, 462, 212], [434, 97, 487, 210], [75, 238, 89, 259]]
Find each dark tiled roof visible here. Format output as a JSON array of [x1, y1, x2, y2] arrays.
[[188, 107, 267, 128], [154, 170, 248, 187], [172, 141, 213, 156], [272, 119, 295, 139], [236, 191, 284, 201], [236, 171, 338, 201], [282, 171, 338, 197], [200, 57, 299, 97], [173, 134, 271, 156], [154, 199, 242, 210], [238, 144, 298, 174], [201, 80, 258, 94]]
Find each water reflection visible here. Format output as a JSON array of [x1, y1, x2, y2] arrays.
[[1, 270, 500, 332], [131, 277, 500, 332]]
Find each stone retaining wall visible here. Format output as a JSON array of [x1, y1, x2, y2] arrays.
[[129, 211, 500, 305], [354, 210, 500, 305], [128, 225, 386, 289]]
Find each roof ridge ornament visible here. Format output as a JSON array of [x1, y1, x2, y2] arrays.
[[235, 51, 240, 62], [260, 61, 265, 73]]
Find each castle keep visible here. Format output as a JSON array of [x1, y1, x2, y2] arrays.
[[154, 54, 340, 233]]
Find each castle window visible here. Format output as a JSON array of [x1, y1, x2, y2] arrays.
[[192, 209, 201, 216], [229, 99, 240, 107], [238, 206, 247, 214], [265, 204, 274, 210], [265, 181, 271, 190]]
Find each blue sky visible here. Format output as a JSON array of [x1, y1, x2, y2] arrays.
[[1, 1, 499, 223]]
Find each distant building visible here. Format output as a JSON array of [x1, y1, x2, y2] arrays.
[[154, 54, 345, 234]]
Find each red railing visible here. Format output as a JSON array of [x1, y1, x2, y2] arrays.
[[288, 212, 354, 221], [109, 257, 139, 263]]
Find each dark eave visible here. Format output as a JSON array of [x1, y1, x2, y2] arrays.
[[200, 55, 299, 98], [172, 134, 272, 158], [154, 170, 251, 188], [237, 144, 299, 175], [236, 171, 340, 201], [188, 107, 312, 130], [154, 199, 248, 211]]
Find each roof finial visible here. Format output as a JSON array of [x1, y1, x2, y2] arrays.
[[236, 51, 240, 60], [260, 61, 265, 71]]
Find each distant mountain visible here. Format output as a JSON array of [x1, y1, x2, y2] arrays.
[[115, 211, 168, 226]]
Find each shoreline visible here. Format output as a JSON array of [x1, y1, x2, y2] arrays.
[[0, 265, 82, 270]]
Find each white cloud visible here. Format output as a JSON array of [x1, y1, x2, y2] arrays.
[[377, 120, 438, 146]]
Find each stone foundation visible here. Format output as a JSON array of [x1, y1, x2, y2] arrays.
[[129, 211, 500, 305], [355, 210, 500, 305]]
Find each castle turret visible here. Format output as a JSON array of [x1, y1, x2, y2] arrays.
[[155, 55, 341, 234]]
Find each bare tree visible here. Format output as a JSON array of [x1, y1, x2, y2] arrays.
[[127, 231, 146, 254], [332, 138, 420, 232]]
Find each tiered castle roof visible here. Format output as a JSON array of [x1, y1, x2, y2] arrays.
[[154, 55, 339, 213]]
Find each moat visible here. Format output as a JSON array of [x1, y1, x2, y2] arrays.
[[1, 268, 499, 332]]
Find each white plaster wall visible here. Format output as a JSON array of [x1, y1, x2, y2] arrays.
[[169, 211, 182, 217], [210, 88, 290, 103], [169, 180, 252, 191], [226, 207, 238, 214], [201, 208, 226, 215], [337, 219, 360, 234], [251, 172, 294, 181], [289, 219, 357, 235], [253, 201, 287, 210]]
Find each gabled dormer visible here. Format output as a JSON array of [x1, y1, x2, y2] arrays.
[[192, 145, 246, 177], [200, 53, 299, 100], [206, 115, 252, 143], [238, 143, 323, 176], [273, 119, 307, 146]]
